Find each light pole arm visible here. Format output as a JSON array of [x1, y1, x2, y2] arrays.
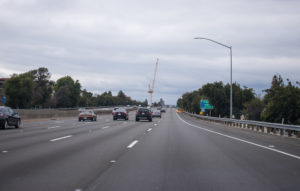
[[194, 37, 231, 49]]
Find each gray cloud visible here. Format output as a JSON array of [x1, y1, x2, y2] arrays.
[[0, 0, 299, 104]]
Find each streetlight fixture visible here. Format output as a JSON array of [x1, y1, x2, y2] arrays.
[[194, 37, 233, 119]]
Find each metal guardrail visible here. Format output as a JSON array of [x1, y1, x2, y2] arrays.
[[185, 112, 300, 138]]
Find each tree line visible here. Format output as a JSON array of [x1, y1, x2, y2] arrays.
[[177, 74, 300, 125], [3, 67, 148, 109]]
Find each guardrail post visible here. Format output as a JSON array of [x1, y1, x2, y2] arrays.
[[297, 131, 300, 138], [280, 129, 284, 136], [287, 130, 292, 137]]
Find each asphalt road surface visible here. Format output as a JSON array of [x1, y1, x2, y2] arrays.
[[0, 109, 299, 191]]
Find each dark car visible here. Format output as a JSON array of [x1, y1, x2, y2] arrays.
[[136, 108, 152, 122], [78, 110, 97, 121], [0, 106, 21, 129], [113, 108, 128, 120]]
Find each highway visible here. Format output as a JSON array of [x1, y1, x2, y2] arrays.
[[0, 109, 299, 191]]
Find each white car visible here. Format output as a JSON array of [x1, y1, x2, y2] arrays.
[[152, 110, 161, 118]]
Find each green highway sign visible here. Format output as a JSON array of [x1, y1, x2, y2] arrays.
[[205, 105, 214, 109]]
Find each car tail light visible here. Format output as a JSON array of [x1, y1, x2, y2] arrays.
[[113, 112, 117, 116], [0, 113, 4, 117], [136, 111, 139, 114], [122, 112, 126, 115]]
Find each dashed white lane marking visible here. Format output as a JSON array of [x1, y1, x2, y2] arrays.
[[127, 140, 139, 148], [102, 126, 110, 129], [74, 189, 82, 191], [110, 160, 116, 163], [154, 124, 158, 126], [50, 135, 72, 142], [48, 126, 60, 129], [147, 128, 152, 132], [2, 150, 8, 153], [176, 112, 300, 160]]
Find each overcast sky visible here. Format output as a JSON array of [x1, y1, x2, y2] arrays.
[[1, 0, 299, 104]]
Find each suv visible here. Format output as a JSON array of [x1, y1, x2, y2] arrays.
[[136, 108, 152, 122], [0, 106, 21, 129]]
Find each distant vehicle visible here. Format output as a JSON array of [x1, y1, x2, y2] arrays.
[[177, 109, 183, 113], [0, 106, 21, 129], [78, 110, 97, 121], [136, 108, 152, 122], [112, 107, 119, 115], [152, 110, 161, 118], [113, 108, 128, 120], [157, 107, 165, 112]]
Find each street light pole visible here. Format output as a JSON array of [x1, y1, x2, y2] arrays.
[[194, 37, 233, 119]]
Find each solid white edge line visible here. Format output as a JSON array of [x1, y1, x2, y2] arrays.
[[176, 112, 300, 160], [50, 135, 73, 142], [127, 140, 139, 148]]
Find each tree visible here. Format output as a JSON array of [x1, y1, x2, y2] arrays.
[[262, 75, 300, 124], [54, 76, 81, 108], [55, 86, 72, 108], [31, 68, 53, 107], [4, 67, 54, 108], [79, 89, 94, 107], [242, 98, 265, 121], [4, 73, 34, 108]]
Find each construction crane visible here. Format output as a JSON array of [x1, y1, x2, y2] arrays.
[[148, 58, 159, 106]]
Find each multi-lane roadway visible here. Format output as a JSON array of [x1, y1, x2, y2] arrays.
[[0, 109, 299, 191]]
